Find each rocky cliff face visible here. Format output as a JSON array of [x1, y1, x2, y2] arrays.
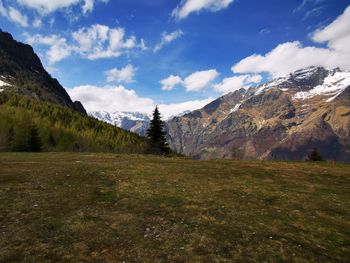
[[166, 67, 350, 161], [0, 29, 86, 114]]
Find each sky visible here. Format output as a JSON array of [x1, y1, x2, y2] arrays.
[[0, 0, 350, 118]]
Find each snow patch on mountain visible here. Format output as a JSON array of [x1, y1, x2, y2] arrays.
[[294, 71, 350, 101], [254, 77, 287, 95], [89, 111, 151, 136], [230, 104, 241, 112], [0, 79, 11, 89], [90, 111, 151, 127]]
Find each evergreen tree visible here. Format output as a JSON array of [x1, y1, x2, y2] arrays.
[[147, 106, 170, 155], [7, 126, 14, 151], [307, 148, 323, 162], [28, 124, 42, 152]]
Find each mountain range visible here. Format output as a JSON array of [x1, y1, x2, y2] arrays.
[[89, 111, 151, 136], [1, 28, 349, 161], [166, 67, 350, 161]]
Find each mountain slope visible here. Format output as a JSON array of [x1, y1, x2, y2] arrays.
[[166, 67, 350, 161], [0, 94, 148, 152], [0, 29, 86, 114], [0, 29, 148, 153]]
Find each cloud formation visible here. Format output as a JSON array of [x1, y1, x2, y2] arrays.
[[183, 69, 219, 91], [172, 0, 234, 20], [106, 64, 137, 83], [160, 75, 183, 91], [26, 24, 141, 63], [233, 5, 350, 77], [68, 85, 213, 118], [154, 30, 184, 52], [161, 70, 219, 92]]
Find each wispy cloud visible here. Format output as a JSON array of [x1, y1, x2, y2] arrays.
[[154, 30, 184, 52], [293, 0, 325, 13], [25, 24, 143, 63], [303, 6, 324, 20]]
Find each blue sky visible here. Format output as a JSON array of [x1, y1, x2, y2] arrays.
[[0, 0, 350, 117]]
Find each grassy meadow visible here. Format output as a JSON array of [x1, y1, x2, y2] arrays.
[[0, 153, 349, 262]]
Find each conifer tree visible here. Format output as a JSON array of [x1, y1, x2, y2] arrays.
[[28, 124, 42, 152], [307, 148, 323, 161], [147, 106, 170, 155]]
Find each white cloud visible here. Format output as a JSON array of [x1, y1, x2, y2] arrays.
[[26, 34, 71, 63], [214, 74, 262, 94], [68, 85, 154, 113], [154, 30, 184, 52], [312, 5, 350, 52], [233, 5, 350, 77], [0, 2, 28, 27], [82, 0, 93, 14], [172, 0, 234, 20], [158, 98, 214, 119], [16, 0, 79, 13], [183, 69, 219, 92], [67, 85, 213, 119], [160, 75, 183, 91], [15, 0, 109, 14], [72, 24, 137, 59], [106, 64, 136, 83], [25, 24, 141, 63]]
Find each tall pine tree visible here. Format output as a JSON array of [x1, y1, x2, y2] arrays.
[[147, 106, 170, 155]]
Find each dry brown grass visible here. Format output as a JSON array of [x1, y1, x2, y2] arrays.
[[0, 153, 349, 262]]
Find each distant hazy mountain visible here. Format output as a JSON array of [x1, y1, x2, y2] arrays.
[[166, 67, 350, 161], [90, 111, 151, 136], [89, 110, 193, 136]]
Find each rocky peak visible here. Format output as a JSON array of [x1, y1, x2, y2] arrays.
[[287, 66, 329, 88]]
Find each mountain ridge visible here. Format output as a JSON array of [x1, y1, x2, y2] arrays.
[[166, 66, 350, 161], [0, 29, 86, 114]]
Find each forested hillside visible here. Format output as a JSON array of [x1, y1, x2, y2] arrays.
[[0, 93, 148, 153]]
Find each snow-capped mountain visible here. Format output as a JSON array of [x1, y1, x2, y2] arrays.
[[166, 66, 350, 161], [90, 111, 151, 136]]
